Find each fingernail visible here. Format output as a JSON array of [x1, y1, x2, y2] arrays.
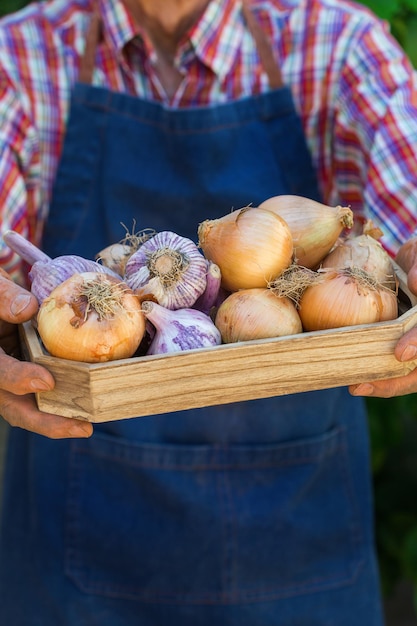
[[351, 383, 374, 396], [30, 378, 52, 392], [10, 294, 33, 316], [399, 345, 417, 362]]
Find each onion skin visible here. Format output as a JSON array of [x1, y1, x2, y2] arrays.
[[37, 272, 145, 363], [298, 269, 398, 331], [259, 195, 354, 269], [215, 288, 302, 343], [320, 231, 397, 291], [395, 237, 417, 274], [198, 207, 293, 291]]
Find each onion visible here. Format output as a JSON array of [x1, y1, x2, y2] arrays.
[[320, 220, 397, 290], [258, 195, 354, 268], [198, 207, 293, 291], [37, 272, 145, 362], [298, 268, 398, 331], [215, 288, 302, 343]]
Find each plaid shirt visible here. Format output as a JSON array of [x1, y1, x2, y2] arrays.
[[0, 0, 417, 282]]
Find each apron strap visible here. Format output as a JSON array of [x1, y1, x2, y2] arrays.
[[241, 0, 283, 89], [78, 3, 283, 90], [79, 11, 102, 84]]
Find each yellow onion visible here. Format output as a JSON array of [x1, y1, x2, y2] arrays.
[[214, 288, 302, 343], [198, 207, 293, 291], [298, 268, 398, 331], [258, 195, 354, 268], [37, 272, 145, 362], [320, 220, 397, 290]]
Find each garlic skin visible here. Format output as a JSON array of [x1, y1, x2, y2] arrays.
[[124, 231, 208, 310], [95, 243, 133, 276], [215, 288, 302, 343], [3, 229, 118, 304], [259, 195, 354, 269], [30, 256, 118, 304], [198, 207, 293, 291], [3, 229, 51, 265], [192, 261, 222, 316], [37, 272, 145, 363], [95, 228, 157, 276], [142, 300, 221, 355]]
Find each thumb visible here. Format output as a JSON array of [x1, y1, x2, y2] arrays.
[[0, 273, 38, 323]]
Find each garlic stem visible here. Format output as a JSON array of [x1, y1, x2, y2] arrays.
[[3, 230, 51, 265]]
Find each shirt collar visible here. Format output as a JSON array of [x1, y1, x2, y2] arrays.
[[97, 0, 245, 81]]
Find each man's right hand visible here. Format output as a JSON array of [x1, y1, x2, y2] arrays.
[[0, 273, 93, 438]]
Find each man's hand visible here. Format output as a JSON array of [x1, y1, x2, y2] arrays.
[[350, 237, 417, 398], [0, 272, 93, 438]]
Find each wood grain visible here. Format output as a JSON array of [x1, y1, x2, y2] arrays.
[[19, 290, 417, 421]]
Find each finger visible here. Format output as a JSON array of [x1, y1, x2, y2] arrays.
[[349, 367, 417, 398], [394, 326, 417, 363], [0, 274, 38, 323], [407, 263, 417, 298], [0, 392, 93, 439], [0, 351, 55, 394]]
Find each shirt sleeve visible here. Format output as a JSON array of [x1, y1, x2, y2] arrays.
[[0, 74, 41, 285], [329, 16, 417, 256]]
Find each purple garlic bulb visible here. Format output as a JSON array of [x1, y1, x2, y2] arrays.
[[192, 260, 222, 316], [124, 231, 208, 310], [142, 300, 222, 355], [29, 256, 119, 304], [3, 230, 119, 304]]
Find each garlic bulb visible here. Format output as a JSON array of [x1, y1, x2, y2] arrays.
[[96, 227, 157, 275], [298, 267, 398, 331], [124, 231, 208, 310], [192, 261, 222, 316], [96, 243, 133, 276], [198, 206, 293, 291], [30, 256, 119, 304], [142, 300, 221, 355], [258, 195, 354, 268], [3, 229, 118, 304], [215, 288, 302, 343], [37, 272, 145, 362]]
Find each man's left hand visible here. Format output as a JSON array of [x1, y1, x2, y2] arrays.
[[350, 237, 417, 398]]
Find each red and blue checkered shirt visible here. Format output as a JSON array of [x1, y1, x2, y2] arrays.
[[0, 0, 417, 282]]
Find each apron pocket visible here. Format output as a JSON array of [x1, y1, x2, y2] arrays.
[[65, 426, 364, 604]]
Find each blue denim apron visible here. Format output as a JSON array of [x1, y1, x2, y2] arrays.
[[0, 8, 384, 625]]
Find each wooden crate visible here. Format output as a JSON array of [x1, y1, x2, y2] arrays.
[[19, 263, 417, 423]]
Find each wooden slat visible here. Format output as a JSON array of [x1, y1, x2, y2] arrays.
[[19, 291, 417, 421]]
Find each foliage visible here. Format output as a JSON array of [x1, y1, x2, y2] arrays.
[[0, 0, 28, 17], [2, 0, 417, 613]]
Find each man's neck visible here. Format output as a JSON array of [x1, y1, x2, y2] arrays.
[[122, 0, 211, 57]]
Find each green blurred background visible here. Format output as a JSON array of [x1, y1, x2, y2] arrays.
[[1, 0, 417, 617]]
